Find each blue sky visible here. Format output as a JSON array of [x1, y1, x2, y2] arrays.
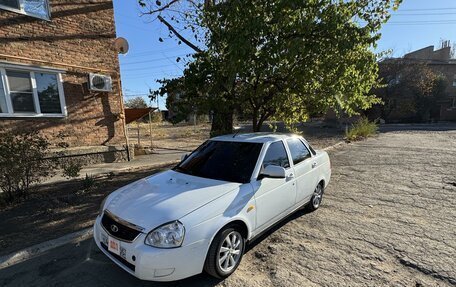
[[113, 0, 456, 110]]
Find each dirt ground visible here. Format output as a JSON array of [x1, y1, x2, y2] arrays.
[[0, 123, 342, 257], [127, 121, 344, 151], [0, 128, 454, 286], [0, 167, 170, 257]]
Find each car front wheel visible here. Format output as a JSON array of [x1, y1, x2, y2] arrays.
[[204, 227, 245, 279]]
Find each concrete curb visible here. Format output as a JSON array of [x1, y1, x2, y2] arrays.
[[0, 142, 347, 269], [0, 227, 93, 269]]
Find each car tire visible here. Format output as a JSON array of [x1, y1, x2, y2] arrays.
[[204, 226, 245, 279], [306, 182, 324, 212]]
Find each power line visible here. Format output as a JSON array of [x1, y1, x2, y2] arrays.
[[121, 50, 194, 60], [130, 44, 192, 53], [122, 73, 182, 80], [386, 20, 456, 26], [120, 54, 189, 66], [123, 93, 151, 97], [397, 7, 456, 12], [389, 19, 456, 23], [121, 63, 185, 72], [123, 46, 191, 56], [393, 12, 456, 16]]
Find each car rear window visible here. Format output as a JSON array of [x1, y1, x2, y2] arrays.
[[174, 140, 263, 183]]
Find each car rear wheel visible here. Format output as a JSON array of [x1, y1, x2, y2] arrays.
[[307, 182, 324, 212], [204, 227, 245, 279]]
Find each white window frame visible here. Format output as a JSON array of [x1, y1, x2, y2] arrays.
[[0, 0, 50, 21], [0, 63, 67, 118]]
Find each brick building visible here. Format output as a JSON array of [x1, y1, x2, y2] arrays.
[[378, 45, 456, 122], [0, 0, 129, 162], [403, 46, 456, 121]]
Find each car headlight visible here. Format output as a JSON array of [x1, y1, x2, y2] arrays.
[[99, 197, 107, 215], [144, 221, 185, 248]]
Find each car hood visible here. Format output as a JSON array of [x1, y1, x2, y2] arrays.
[[105, 170, 240, 231]]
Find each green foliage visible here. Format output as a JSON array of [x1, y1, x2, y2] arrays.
[[345, 118, 379, 141], [149, 0, 402, 134], [149, 111, 163, 123], [61, 160, 83, 179], [125, 97, 148, 109], [0, 130, 55, 204], [81, 174, 96, 193]]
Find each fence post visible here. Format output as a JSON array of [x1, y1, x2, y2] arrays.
[[137, 121, 140, 146], [149, 111, 153, 149]]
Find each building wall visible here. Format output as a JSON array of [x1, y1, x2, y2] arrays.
[[429, 64, 456, 121], [0, 0, 127, 150]]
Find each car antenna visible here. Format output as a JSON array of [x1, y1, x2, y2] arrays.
[[232, 129, 240, 138]]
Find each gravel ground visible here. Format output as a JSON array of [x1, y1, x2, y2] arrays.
[[1, 128, 455, 286], [226, 129, 456, 287]]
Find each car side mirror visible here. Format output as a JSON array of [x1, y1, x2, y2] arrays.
[[181, 153, 189, 161], [261, 165, 286, 179]]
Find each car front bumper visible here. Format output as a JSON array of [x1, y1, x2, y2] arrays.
[[93, 215, 209, 282]]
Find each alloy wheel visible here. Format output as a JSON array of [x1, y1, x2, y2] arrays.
[[218, 231, 243, 273], [312, 184, 323, 209]]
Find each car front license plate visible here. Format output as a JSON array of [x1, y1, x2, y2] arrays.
[[108, 236, 121, 255]]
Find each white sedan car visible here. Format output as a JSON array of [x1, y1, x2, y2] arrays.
[[94, 133, 331, 281]]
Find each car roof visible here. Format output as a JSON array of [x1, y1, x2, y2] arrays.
[[210, 132, 301, 144]]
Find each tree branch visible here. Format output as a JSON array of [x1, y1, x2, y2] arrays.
[[157, 15, 203, 53], [148, 0, 180, 14]]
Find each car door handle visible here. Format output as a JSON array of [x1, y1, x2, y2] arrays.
[[311, 162, 317, 168]]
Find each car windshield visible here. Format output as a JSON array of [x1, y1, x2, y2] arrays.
[[173, 140, 263, 183]]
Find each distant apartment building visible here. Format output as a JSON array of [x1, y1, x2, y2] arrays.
[[379, 42, 456, 122], [0, 0, 129, 162], [402, 45, 456, 121]]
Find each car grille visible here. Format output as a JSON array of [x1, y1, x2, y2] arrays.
[[101, 211, 143, 242], [100, 242, 135, 272]]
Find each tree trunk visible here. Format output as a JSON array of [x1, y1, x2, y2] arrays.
[[256, 117, 266, 132], [253, 110, 271, 132], [252, 109, 259, 132], [210, 110, 233, 137]]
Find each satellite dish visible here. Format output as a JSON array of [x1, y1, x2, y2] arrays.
[[113, 37, 129, 55]]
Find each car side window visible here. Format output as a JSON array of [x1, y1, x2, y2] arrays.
[[262, 141, 290, 169], [286, 138, 311, 165], [303, 139, 317, 156]]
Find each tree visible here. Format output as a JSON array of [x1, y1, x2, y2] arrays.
[[124, 97, 148, 109], [141, 0, 402, 134], [376, 59, 447, 122]]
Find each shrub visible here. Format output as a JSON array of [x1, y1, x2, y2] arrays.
[[345, 118, 378, 141], [0, 130, 55, 204], [81, 174, 96, 192], [149, 111, 163, 123], [61, 159, 83, 179]]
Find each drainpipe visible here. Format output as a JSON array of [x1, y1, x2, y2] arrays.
[[116, 73, 131, 161]]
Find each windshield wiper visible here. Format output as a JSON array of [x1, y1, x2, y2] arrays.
[[173, 166, 190, 174]]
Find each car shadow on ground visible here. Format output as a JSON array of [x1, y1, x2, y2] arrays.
[[130, 207, 312, 287], [0, 202, 312, 287]]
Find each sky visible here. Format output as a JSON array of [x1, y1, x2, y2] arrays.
[[113, 0, 456, 110]]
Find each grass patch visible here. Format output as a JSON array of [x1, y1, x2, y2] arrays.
[[345, 118, 378, 141]]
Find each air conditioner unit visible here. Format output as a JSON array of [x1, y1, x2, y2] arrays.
[[88, 73, 112, 92]]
